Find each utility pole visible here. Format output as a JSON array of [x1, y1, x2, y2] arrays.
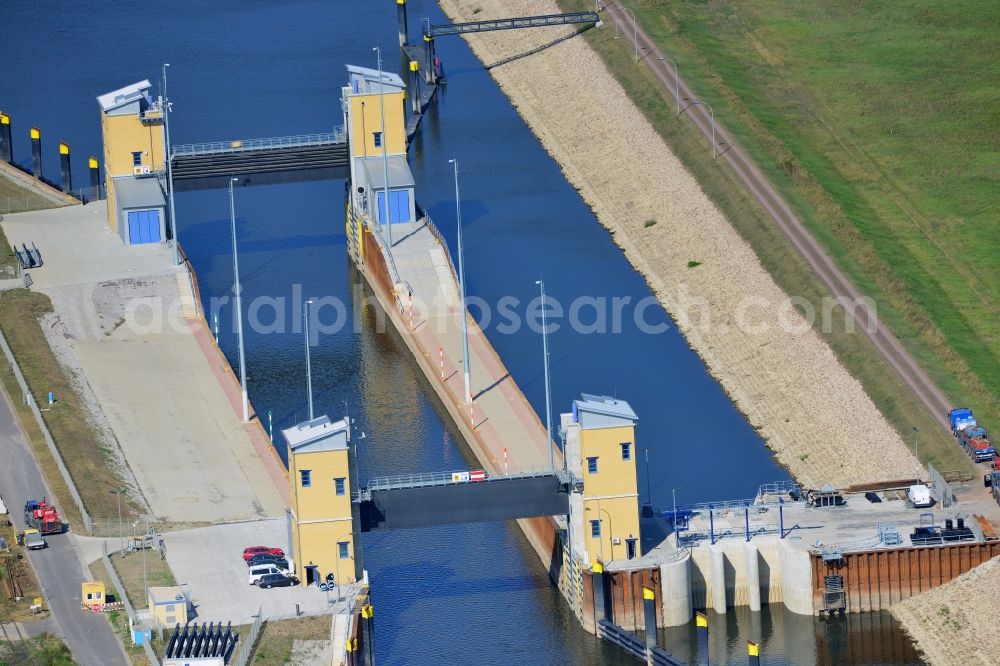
[[672, 488, 679, 548], [110, 489, 124, 557], [162, 63, 179, 266], [913, 426, 920, 481], [374, 46, 393, 251], [304, 299, 315, 420], [536, 279, 554, 471], [449, 158, 471, 404], [228, 178, 249, 422]]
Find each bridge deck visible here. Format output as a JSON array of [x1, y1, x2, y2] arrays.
[[365, 217, 562, 496]]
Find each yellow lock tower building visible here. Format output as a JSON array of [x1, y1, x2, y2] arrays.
[[563, 394, 642, 566], [284, 415, 363, 588], [96, 80, 168, 246]]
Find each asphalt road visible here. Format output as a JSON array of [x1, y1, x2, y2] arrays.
[[601, 2, 953, 430], [0, 388, 128, 665]]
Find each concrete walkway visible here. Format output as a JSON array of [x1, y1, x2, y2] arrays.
[[381, 220, 558, 477], [1, 203, 286, 522]]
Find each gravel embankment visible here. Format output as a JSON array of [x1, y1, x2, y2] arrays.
[[890, 556, 1000, 665], [438, 0, 918, 487]]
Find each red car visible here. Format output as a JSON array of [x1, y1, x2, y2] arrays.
[[242, 546, 284, 561]]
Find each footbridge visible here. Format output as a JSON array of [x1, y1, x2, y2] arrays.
[[356, 468, 578, 532], [169, 131, 348, 190]]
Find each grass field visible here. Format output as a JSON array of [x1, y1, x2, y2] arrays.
[[0, 632, 73, 666], [0, 172, 60, 216], [0, 289, 136, 524], [248, 615, 331, 666], [556, 0, 997, 473]]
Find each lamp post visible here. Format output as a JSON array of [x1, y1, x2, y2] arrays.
[[109, 489, 125, 556], [373, 45, 392, 251], [913, 426, 920, 481], [672, 488, 679, 548], [683, 98, 716, 158], [536, 279, 554, 471], [657, 56, 680, 115], [228, 177, 249, 422], [162, 63, 179, 266], [304, 299, 315, 421], [642, 448, 653, 507], [449, 158, 472, 405], [623, 7, 638, 62]]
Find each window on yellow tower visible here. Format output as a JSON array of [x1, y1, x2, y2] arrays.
[[300, 470, 311, 488], [587, 457, 598, 474], [338, 541, 350, 559], [590, 520, 601, 537], [621, 443, 631, 461], [335, 477, 346, 496]]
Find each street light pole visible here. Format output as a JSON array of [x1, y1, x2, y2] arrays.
[[537, 279, 554, 471], [449, 158, 472, 405], [658, 57, 680, 115], [643, 448, 652, 507], [304, 299, 315, 421], [374, 46, 392, 251], [110, 489, 124, 556], [672, 488, 679, 548], [228, 177, 249, 422], [623, 7, 638, 63], [162, 63, 179, 266], [683, 98, 716, 158], [913, 426, 920, 481]]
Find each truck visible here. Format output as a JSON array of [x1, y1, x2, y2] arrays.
[[23, 499, 62, 535], [958, 425, 996, 462], [985, 458, 1000, 508], [947, 408, 996, 463]]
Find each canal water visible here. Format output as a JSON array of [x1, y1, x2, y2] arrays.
[[3, 1, 919, 663]]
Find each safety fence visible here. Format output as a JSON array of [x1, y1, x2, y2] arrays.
[[101, 541, 160, 665], [0, 328, 92, 533]]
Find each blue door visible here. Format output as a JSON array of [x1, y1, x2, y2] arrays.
[[376, 190, 411, 224], [127, 210, 161, 245]]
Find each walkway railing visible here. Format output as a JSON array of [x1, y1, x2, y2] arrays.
[[356, 467, 571, 500], [171, 129, 346, 157]]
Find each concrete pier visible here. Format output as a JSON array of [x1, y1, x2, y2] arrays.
[[660, 553, 692, 627], [709, 543, 727, 614], [745, 541, 761, 612]]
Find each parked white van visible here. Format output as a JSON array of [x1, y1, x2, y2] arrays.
[[907, 484, 933, 508], [248, 560, 293, 586]]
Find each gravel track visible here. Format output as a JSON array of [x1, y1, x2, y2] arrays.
[[437, 0, 919, 487]]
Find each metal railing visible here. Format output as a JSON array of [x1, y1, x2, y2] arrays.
[[171, 129, 346, 157], [356, 467, 570, 500], [419, 206, 459, 283]]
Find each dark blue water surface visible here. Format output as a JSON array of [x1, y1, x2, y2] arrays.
[[4, 1, 919, 663]]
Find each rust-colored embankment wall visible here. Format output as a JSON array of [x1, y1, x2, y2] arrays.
[[812, 541, 1000, 612], [353, 225, 576, 621]]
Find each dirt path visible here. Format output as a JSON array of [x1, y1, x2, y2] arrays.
[[436, 0, 918, 488], [890, 556, 1000, 665], [598, 2, 954, 429]]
